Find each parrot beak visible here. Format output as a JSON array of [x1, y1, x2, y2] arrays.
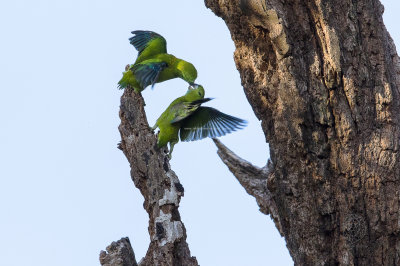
[[188, 82, 198, 90]]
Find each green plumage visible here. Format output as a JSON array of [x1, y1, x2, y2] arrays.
[[152, 84, 247, 158], [118, 30, 197, 92]]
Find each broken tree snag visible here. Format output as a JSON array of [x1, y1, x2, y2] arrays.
[[99, 237, 138, 266], [100, 89, 198, 266], [213, 138, 282, 235], [206, 0, 400, 265]]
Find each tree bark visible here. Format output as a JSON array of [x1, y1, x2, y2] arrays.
[[99, 90, 198, 266], [206, 0, 400, 265], [100, 238, 138, 266]]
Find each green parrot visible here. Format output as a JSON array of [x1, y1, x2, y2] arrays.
[[118, 30, 198, 92], [151, 84, 247, 158]]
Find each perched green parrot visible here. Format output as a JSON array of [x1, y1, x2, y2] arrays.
[[118, 30, 198, 92], [151, 84, 247, 158]]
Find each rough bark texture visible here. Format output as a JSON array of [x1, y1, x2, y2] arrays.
[[100, 238, 138, 266], [206, 0, 400, 265], [100, 90, 198, 266]]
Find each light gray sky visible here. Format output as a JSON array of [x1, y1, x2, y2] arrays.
[[0, 1, 398, 266]]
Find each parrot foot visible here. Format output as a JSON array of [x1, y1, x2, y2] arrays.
[[150, 124, 157, 132], [126, 85, 141, 94], [167, 141, 177, 160]]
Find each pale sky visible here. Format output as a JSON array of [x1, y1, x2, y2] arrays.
[[0, 1, 398, 266]]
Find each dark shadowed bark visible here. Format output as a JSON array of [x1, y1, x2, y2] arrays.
[[206, 0, 400, 265], [99, 90, 198, 266]]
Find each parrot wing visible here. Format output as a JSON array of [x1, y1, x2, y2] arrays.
[[130, 30, 167, 56], [130, 61, 168, 89], [170, 98, 213, 124], [179, 107, 247, 142]]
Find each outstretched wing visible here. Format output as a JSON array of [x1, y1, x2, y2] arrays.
[[130, 60, 168, 89], [179, 107, 247, 142], [170, 98, 213, 124], [130, 30, 167, 58]]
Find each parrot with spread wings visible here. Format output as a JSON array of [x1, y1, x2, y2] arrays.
[[151, 84, 247, 158], [118, 30, 197, 92]]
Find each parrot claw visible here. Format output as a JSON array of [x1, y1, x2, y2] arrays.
[[150, 124, 157, 132]]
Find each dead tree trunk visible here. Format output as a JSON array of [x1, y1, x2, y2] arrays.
[[206, 0, 400, 265], [99, 90, 198, 266]]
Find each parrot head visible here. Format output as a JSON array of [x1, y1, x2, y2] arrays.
[[177, 60, 198, 84], [185, 83, 205, 101]]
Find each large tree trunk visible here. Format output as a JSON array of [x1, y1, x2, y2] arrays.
[[205, 0, 400, 265]]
